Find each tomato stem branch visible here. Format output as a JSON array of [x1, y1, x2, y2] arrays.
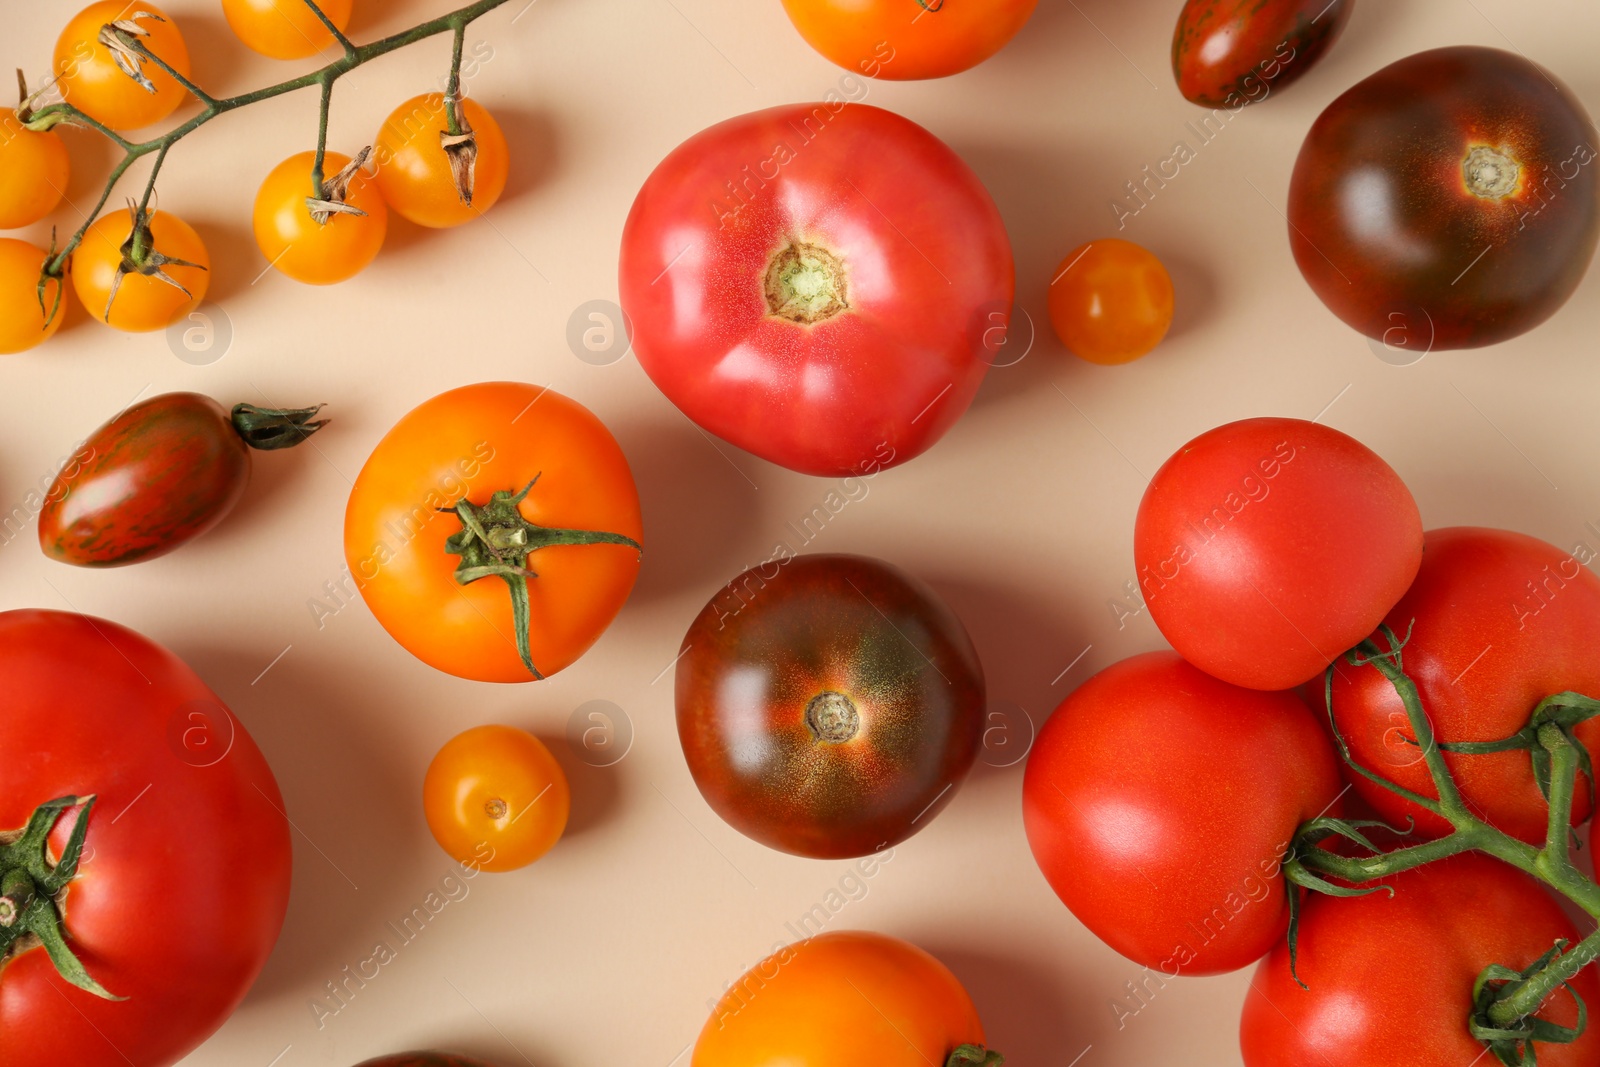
[[311, 73, 335, 195], [301, 0, 358, 60], [445, 20, 467, 136]]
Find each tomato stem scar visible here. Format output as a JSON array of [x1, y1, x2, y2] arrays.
[[764, 240, 849, 324], [1463, 145, 1521, 199], [805, 691, 860, 744]]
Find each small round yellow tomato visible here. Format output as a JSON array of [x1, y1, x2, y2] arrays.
[[222, 0, 354, 60], [0, 115, 70, 229], [72, 207, 209, 332], [253, 150, 387, 285], [424, 725, 571, 872], [374, 94, 509, 229], [55, 1, 192, 131], [1048, 238, 1175, 365], [0, 240, 66, 354]]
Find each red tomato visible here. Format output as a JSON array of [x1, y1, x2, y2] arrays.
[[677, 554, 985, 859], [1329, 527, 1600, 843], [1241, 854, 1600, 1067], [779, 0, 1038, 80], [1134, 417, 1423, 691], [1171, 0, 1354, 108], [1289, 46, 1600, 350], [619, 103, 1014, 477], [0, 610, 291, 1067], [1023, 651, 1341, 975]]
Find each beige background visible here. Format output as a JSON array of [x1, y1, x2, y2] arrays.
[[5, 0, 1600, 1064]]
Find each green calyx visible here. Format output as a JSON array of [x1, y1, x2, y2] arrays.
[[230, 403, 329, 451], [0, 796, 121, 1000], [946, 1046, 1003, 1067], [1470, 943, 1588, 1067], [440, 475, 641, 679]]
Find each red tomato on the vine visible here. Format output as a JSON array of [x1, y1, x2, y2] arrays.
[[1023, 651, 1342, 975], [1134, 417, 1423, 691], [619, 103, 1014, 477], [780, 0, 1038, 81], [0, 610, 291, 1067]]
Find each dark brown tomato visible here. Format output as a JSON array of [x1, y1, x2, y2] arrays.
[[1172, 0, 1354, 108], [676, 554, 985, 859], [38, 393, 325, 567], [1289, 46, 1600, 350], [353, 1056, 496, 1067]]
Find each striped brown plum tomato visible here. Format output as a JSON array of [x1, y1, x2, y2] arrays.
[[1171, 0, 1354, 108]]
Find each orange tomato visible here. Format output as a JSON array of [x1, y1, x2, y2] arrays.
[[252, 150, 387, 285], [1048, 238, 1174, 364], [0, 115, 70, 228], [0, 240, 66, 354], [423, 725, 570, 872], [693, 932, 997, 1067], [222, 0, 354, 60], [343, 382, 643, 683], [780, 0, 1038, 80], [71, 207, 209, 332], [374, 94, 509, 229], [54, 1, 192, 131]]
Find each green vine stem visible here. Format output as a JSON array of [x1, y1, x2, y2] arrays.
[[1291, 628, 1600, 1063], [21, 0, 516, 277]]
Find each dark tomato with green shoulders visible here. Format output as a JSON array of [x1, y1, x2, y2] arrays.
[[1172, 0, 1354, 108], [676, 553, 985, 859]]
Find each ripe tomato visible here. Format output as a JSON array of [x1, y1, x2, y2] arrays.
[[1329, 527, 1600, 843], [253, 150, 387, 285], [1241, 854, 1600, 1067], [693, 932, 997, 1066], [222, 0, 353, 60], [619, 103, 1014, 477], [1171, 0, 1354, 108], [1289, 46, 1600, 350], [423, 725, 570, 872], [1047, 238, 1173, 364], [1023, 652, 1340, 975], [353, 1056, 495, 1067], [54, 2, 192, 131], [344, 382, 642, 683], [1134, 417, 1423, 691], [374, 94, 509, 229], [71, 205, 209, 331], [38, 393, 327, 567], [0, 115, 69, 229], [677, 554, 984, 859], [0, 609, 291, 1067], [779, 0, 1038, 80], [0, 240, 65, 354]]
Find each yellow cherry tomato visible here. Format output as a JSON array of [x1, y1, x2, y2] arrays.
[[252, 150, 387, 285], [222, 0, 354, 60], [72, 207, 209, 332], [0, 240, 66, 354], [0, 115, 70, 229], [423, 725, 571, 872], [1048, 238, 1175, 365], [373, 94, 509, 229], [54, 1, 192, 131]]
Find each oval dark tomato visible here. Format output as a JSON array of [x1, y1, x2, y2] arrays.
[[37, 393, 327, 567], [1134, 417, 1423, 691], [1172, 0, 1354, 108], [619, 103, 1014, 477], [693, 932, 996, 1067], [0, 610, 291, 1067], [1289, 46, 1600, 350], [676, 553, 984, 859], [779, 0, 1038, 80], [1329, 527, 1600, 843], [1023, 651, 1342, 975], [353, 1055, 495, 1067], [1241, 854, 1600, 1067]]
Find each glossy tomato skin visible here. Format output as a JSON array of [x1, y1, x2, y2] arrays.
[[780, 0, 1038, 80], [422, 725, 570, 872], [1134, 417, 1423, 691], [344, 383, 642, 683], [374, 95, 509, 228], [0, 240, 65, 355], [1241, 854, 1600, 1067], [619, 104, 1014, 477], [38, 393, 252, 567], [1290, 46, 1600, 350], [253, 151, 387, 285], [1023, 651, 1341, 975], [677, 554, 984, 859], [0, 610, 291, 1067], [1172, 0, 1354, 108], [54, 3, 191, 131], [1048, 239, 1174, 364], [1330, 528, 1600, 842], [0, 115, 70, 229], [694, 932, 988, 1066], [222, 0, 353, 60], [73, 208, 210, 331]]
